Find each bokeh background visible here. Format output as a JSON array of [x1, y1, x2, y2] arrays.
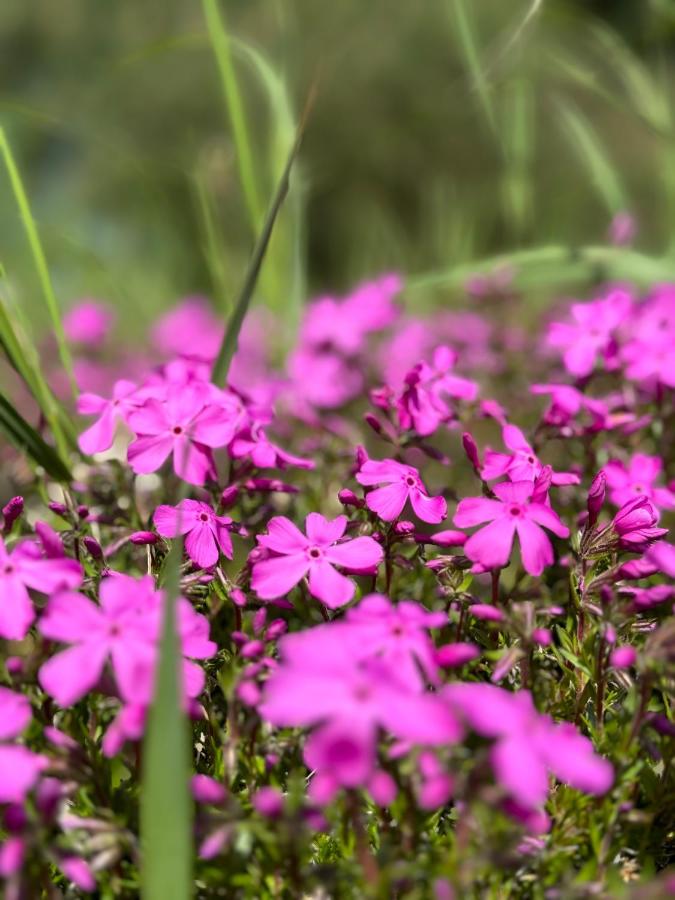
[[2, 0, 675, 335]]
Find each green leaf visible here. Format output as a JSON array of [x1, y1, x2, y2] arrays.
[[0, 391, 71, 483], [448, 0, 499, 140], [0, 127, 77, 400], [140, 525, 192, 900], [211, 87, 314, 385]]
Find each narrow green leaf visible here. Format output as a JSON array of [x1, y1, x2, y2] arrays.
[[0, 127, 77, 400], [202, 0, 264, 232], [448, 0, 499, 139], [192, 168, 231, 316], [558, 100, 627, 214], [0, 391, 72, 483], [211, 87, 315, 386], [140, 526, 192, 900]]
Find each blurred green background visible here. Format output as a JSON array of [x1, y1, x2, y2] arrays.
[[2, 0, 675, 333]]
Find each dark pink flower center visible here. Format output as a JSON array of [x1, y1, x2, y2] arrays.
[[199, 513, 209, 522], [509, 505, 523, 517], [633, 485, 644, 493], [173, 426, 183, 435], [353, 684, 371, 702], [405, 475, 417, 487], [308, 547, 322, 560], [3, 564, 14, 575]]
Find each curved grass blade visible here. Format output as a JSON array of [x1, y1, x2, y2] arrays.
[[558, 99, 627, 215], [448, 0, 499, 140], [202, 0, 264, 232], [140, 513, 192, 900], [0, 391, 71, 483], [0, 127, 77, 400], [211, 85, 316, 386]]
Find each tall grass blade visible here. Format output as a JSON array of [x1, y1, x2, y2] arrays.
[[558, 100, 627, 214], [211, 86, 315, 386], [202, 0, 264, 232], [0, 391, 72, 483], [449, 0, 499, 139], [140, 525, 192, 900], [192, 168, 231, 316], [0, 127, 77, 400]]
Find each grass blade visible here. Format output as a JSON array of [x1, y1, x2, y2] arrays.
[[140, 527, 192, 900], [211, 86, 315, 386], [0, 127, 77, 400], [0, 391, 72, 482], [202, 0, 264, 232], [448, 0, 499, 139], [558, 99, 627, 215]]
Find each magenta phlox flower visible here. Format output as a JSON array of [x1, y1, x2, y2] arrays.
[[611, 496, 667, 551], [0, 537, 82, 640], [77, 379, 139, 455], [229, 420, 315, 471], [547, 290, 632, 376], [481, 424, 579, 486], [621, 290, 675, 388], [343, 593, 446, 689], [154, 499, 234, 568], [396, 345, 478, 437], [603, 454, 675, 511], [0, 688, 48, 804], [251, 514, 383, 607], [286, 348, 364, 411], [356, 458, 447, 524], [64, 300, 115, 348], [454, 480, 570, 575], [151, 297, 223, 361], [127, 382, 243, 485], [38, 574, 216, 707], [444, 684, 612, 809]]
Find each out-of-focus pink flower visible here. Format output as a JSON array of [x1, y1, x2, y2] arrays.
[[77, 380, 138, 455], [356, 458, 447, 524], [396, 346, 478, 437], [192, 774, 227, 805], [610, 646, 637, 668], [252, 786, 284, 818], [481, 423, 579, 486], [645, 541, 675, 577], [154, 499, 233, 568], [547, 290, 632, 376], [38, 573, 215, 707], [0, 687, 48, 803], [64, 300, 115, 348], [608, 212, 636, 246], [454, 481, 569, 575], [621, 289, 675, 389], [58, 856, 96, 893], [127, 382, 242, 486], [603, 454, 675, 512], [151, 297, 223, 361], [0, 537, 82, 640], [444, 684, 613, 809], [251, 514, 383, 607]]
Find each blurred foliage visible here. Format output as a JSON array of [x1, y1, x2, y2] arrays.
[[1, 0, 675, 331]]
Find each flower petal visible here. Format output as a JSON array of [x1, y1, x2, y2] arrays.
[[365, 483, 408, 521], [410, 489, 447, 524], [464, 518, 516, 570], [325, 536, 383, 572], [308, 561, 355, 608], [39, 642, 109, 706], [305, 513, 347, 546], [251, 554, 310, 599]]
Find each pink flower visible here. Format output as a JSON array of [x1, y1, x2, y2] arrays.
[[645, 541, 675, 577], [38, 573, 216, 707], [151, 296, 223, 361], [64, 300, 114, 347], [251, 514, 383, 607], [611, 496, 667, 551], [621, 289, 675, 388], [127, 382, 242, 486], [154, 499, 233, 569], [0, 537, 82, 640], [356, 458, 447, 524], [444, 684, 612, 809], [481, 424, 579, 486], [0, 688, 48, 804], [77, 379, 139, 455], [343, 593, 446, 689], [396, 346, 478, 437], [547, 290, 632, 377], [603, 454, 675, 511], [454, 481, 569, 575], [228, 421, 314, 471]]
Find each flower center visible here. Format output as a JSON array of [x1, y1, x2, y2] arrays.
[[199, 513, 209, 522], [173, 426, 183, 435], [405, 475, 416, 487], [353, 684, 371, 702], [3, 564, 14, 575], [633, 485, 644, 493], [308, 547, 322, 560], [509, 505, 522, 517]]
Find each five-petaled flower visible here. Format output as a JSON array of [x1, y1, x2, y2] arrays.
[[453, 481, 569, 575], [251, 514, 383, 607], [356, 458, 447, 524], [154, 499, 234, 569]]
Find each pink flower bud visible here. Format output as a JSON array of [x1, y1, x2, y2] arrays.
[[461, 432, 481, 471], [587, 472, 606, 527], [191, 774, 226, 805], [48, 501, 69, 519], [532, 628, 551, 646], [610, 646, 637, 668], [221, 485, 239, 507], [418, 530, 467, 547], [129, 530, 158, 546], [230, 588, 247, 608], [264, 619, 287, 641], [469, 603, 504, 622], [532, 466, 552, 504], [2, 496, 23, 533], [394, 520, 415, 535], [367, 770, 397, 806], [82, 536, 103, 561], [252, 786, 284, 818], [436, 642, 480, 667], [337, 489, 364, 509]]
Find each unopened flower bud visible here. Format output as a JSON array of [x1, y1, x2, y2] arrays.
[[129, 531, 158, 546], [221, 485, 239, 507], [461, 432, 481, 472], [393, 520, 415, 536], [2, 496, 23, 533], [337, 489, 363, 509], [252, 786, 284, 818], [532, 466, 552, 504], [610, 646, 636, 668], [586, 472, 606, 527], [82, 536, 103, 561], [48, 501, 69, 520]]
